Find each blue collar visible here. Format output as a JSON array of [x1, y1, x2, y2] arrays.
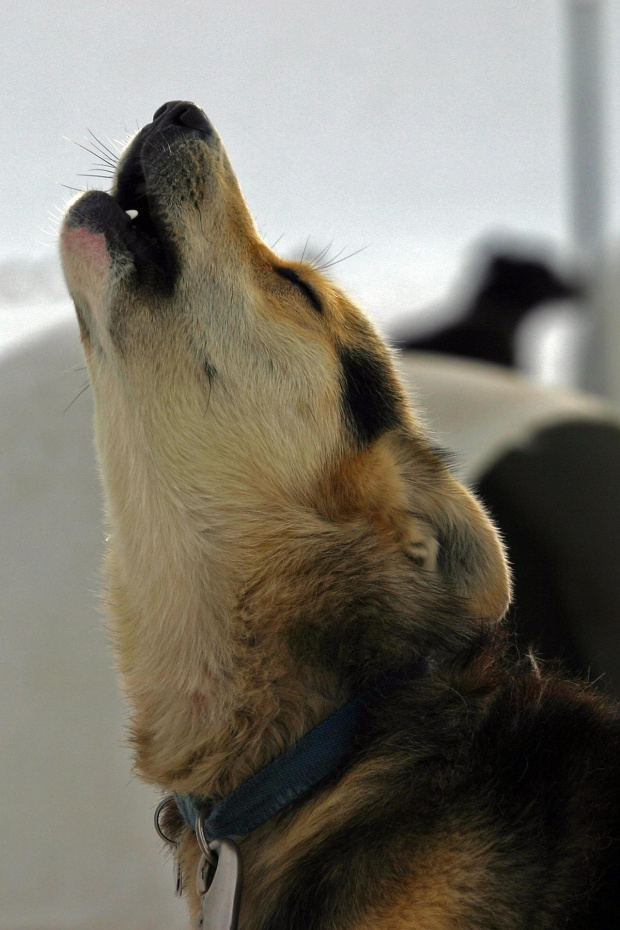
[[174, 658, 429, 842]]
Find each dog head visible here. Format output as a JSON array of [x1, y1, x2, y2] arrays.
[[61, 101, 510, 672]]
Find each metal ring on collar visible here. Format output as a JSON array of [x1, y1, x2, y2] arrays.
[[154, 795, 180, 847], [195, 810, 217, 865]]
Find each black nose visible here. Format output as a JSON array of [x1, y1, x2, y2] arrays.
[[151, 101, 213, 135]]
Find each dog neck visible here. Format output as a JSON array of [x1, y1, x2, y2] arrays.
[[103, 494, 375, 797], [102, 466, 470, 803], [173, 653, 430, 842], [99, 426, 505, 801]]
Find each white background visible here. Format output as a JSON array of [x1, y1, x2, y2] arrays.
[[2, 0, 620, 351]]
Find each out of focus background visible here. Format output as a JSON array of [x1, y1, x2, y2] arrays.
[[1, 0, 619, 372], [3, 2, 620, 928]]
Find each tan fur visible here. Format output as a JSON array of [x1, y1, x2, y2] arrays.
[[60, 104, 513, 928], [355, 832, 500, 930]]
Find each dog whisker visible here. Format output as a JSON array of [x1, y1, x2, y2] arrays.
[[64, 136, 117, 170], [86, 128, 120, 165], [318, 245, 369, 270], [63, 380, 91, 414]]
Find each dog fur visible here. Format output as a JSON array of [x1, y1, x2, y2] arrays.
[[60, 102, 620, 929]]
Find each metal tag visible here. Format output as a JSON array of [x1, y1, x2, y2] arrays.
[[197, 838, 243, 930]]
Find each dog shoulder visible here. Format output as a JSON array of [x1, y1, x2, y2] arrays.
[[259, 643, 620, 929]]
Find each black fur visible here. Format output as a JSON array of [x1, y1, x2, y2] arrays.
[[338, 346, 403, 446], [395, 254, 580, 368], [274, 266, 323, 313], [264, 631, 620, 929]]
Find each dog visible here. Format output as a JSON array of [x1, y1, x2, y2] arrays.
[[394, 253, 580, 367], [60, 101, 620, 929]]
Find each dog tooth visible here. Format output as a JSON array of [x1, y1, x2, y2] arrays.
[[126, 209, 138, 220]]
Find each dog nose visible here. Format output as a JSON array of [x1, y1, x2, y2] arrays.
[[151, 101, 213, 135]]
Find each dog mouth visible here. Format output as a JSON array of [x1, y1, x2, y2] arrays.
[[65, 101, 214, 290], [112, 133, 172, 278]]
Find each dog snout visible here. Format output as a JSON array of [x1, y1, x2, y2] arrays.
[[151, 100, 213, 137]]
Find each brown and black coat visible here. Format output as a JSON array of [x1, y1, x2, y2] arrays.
[[61, 100, 620, 929]]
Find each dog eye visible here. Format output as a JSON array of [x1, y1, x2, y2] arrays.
[[274, 266, 323, 314]]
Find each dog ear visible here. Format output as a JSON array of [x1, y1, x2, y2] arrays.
[[394, 433, 511, 623]]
